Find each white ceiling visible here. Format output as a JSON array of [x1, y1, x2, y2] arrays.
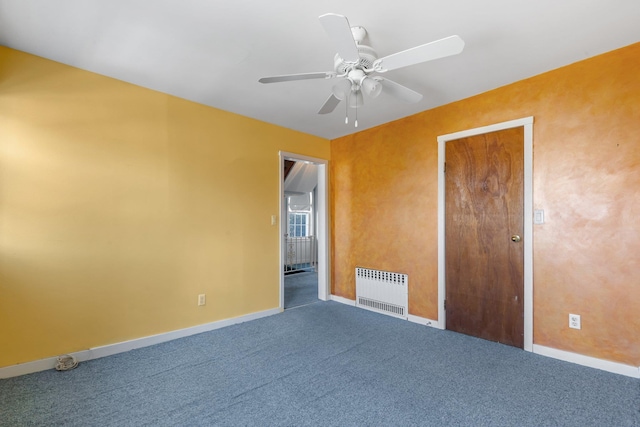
[[285, 162, 318, 196], [1, 1, 638, 140]]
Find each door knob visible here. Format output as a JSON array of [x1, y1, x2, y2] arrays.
[[511, 235, 521, 242]]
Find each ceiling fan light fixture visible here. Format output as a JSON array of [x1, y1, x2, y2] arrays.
[[332, 79, 352, 100], [361, 76, 382, 98]]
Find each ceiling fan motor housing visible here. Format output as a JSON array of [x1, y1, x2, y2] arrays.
[[333, 43, 378, 74]]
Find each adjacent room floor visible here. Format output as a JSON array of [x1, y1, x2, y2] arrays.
[[284, 270, 319, 309]]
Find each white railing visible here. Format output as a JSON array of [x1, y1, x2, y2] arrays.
[[285, 236, 317, 273]]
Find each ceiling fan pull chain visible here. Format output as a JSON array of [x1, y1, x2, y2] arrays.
[[355, 102, 358, 128], [345, 96, 349, 124]]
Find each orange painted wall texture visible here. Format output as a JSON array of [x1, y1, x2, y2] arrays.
[[331, 42, 640, 366]]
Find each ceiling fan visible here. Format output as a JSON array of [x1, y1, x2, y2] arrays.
[[259, 13, 465, 126]]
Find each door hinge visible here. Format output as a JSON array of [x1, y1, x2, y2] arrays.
[[444, 162, 446, 173], [444, 300, 446, 310]]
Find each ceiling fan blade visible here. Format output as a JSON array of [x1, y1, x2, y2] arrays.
[[374, 35, 465, 72], [319, 13, 360, 63], [259, 72, 336, 84], [318, 94, 342, 114], [379, 78, 423, 103]]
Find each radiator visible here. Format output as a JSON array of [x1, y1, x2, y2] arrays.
[[355, 267, 408, 319]]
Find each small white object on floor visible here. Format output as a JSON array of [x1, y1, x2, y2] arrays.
[[55, 355, 78, 371]]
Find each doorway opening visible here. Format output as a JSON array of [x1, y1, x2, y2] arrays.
[[279, 152, 329, 310], [437, 117, 534, 351]]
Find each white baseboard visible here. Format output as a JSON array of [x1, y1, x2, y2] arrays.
[[0, 307, 281, 379], [533, 344, 640, 379], [330, 294, 355, 306], [408, 314, 442, 329]]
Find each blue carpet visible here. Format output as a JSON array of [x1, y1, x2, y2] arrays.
[[1, 301, 638, 426]]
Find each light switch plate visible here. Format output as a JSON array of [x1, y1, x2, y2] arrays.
[[534, 209, 545, 224]]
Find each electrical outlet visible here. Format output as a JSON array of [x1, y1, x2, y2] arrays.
[[198, 294, 206, 306], [569, 313, 581, 329]]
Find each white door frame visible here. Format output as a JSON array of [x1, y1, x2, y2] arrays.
[[437, 117, 534, 351], [279, 151, 330, 309]]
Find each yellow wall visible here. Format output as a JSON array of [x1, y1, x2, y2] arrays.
[[0, 47, 330, 368], [331, 42, 640, 366]]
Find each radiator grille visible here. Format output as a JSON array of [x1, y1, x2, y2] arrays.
[[357, 297, 405, 316], [355, 267, 408, 319]]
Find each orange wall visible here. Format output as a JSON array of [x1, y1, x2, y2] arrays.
[[331, 42, 640, 366], [0, 47, 330, 368]]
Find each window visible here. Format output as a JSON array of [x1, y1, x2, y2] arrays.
[[288, 213, 309, 237], [287, 191, 313, 237]]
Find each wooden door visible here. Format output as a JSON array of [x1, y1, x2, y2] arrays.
[[445, 127, 524, 348]]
